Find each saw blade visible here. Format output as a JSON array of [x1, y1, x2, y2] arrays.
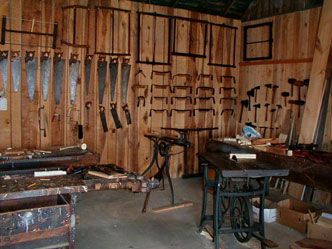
[[26, 57, 37, 102], [0, 58, 8, 97], [69, 60, 80, 105], [84, 56, 92, 95], [97, 60, 107, 105], [54, 58, 65, 105], [11, 57, 21, 92], [40, 57, 51, 101]]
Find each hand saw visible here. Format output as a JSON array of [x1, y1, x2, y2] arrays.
[[40, 52, 51, 101], [54, 53, 65, 105], [11, 51, 21, 92], [0, 51, 8, 97], [69, 53, 80, 105], [25, 51, 37, 102], [84, 55, 93, 95], [109, 58, 122, 129], [121, 58, 131, 125], [97, 57, 107, 105]]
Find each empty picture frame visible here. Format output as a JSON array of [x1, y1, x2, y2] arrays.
[[208, 23, 237, 68], [136, 12, 171, 65], [172, 17, 207, 58], [61, 5, 89, 48], [95, 6, 131, 56], [243, 22, 273, 61]]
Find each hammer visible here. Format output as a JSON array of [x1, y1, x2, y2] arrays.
[[274, 104, 282, 122], [253, 86, 260, 102], [271, 85, 279, 104], [247, 89, 255, 111], [270, 108, 276, 130], [239, 100, 249, 123], [253, 103, 261, 123], [288, 78, 296, 97], [281, 92, 290, 107], [264, 83, 272, 101], [264, 103, 270, 121]]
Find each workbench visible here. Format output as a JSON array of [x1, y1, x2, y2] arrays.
[[198, 141, 289, 249], [0, 171, 152, 248]]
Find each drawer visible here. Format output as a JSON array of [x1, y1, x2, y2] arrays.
[[0, 195, 71, 247]]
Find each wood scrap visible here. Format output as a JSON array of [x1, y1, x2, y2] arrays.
[[290, 238, 332, 249], [152, 201, 193, 213]]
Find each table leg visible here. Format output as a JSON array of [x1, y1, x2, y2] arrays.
[[213, 174, 221, 249], [199, 164, 209, 230], [69, 193, 78, 249]]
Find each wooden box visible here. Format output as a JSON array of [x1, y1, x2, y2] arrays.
[[0, 195, 71, 248]]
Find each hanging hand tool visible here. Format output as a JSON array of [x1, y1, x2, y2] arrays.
[[247, 88, 255, 111], [97, 56, 107, 105], [54, 52, 65, 105], [289, 79, 306, 117], [85, 101, 92, 128], [38, 105, 47, 137], [239, 100, 249, 123], [69, 53, 80, 105], [288, 99, 305, 118], [40, 52, 51, 101], [270, 108, 276, 138], [275, 105, 282, 122], [253, 86, 260, 102], [11, 51, 21, 92], [0, 51, 8, 97], [271, 84, 279, 104], [264, 103, 270, 121], [84, 55, 93, 95], [121, 58, 132, 125], [109, 58, 122, 129], [25, 51, 37, 102], [288, 78, 296, 97], [264, 83, 272, 101], [259, 126, 268, 137], [99, 106, 108, 132], [253, 103, 261, 123], [281, 92, 290, 107]]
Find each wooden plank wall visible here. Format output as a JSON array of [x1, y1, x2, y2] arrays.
[[239, 8, 321, 139], [0, 0, 241, 177]]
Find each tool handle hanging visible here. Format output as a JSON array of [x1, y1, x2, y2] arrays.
[[123, 104, 132, 125], [99, 106, 108, 132], [110, 103, 122, 129]]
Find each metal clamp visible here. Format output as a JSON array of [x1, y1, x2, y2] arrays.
[[193, 108, 215, 116], [219, 87, 236, 94], [150, 70, 172, 79], [196, 86, 215, 95], [197, 74, 213, 81], [150, 96, 168, 104], [137, 96, 146, 107], [169, 109, 192, 117], [151, 84, 172, 93], [170, 96, 192, 105], [194, 97, 215, 105], [149, 109, 169, 117]]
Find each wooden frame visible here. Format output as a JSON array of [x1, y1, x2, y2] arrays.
[[136, 11, 171, 65], [243, 21, 273, 61], [208, 23, 237, 68], [172, 16, 208, 58], [94, 6, 131, 56], [61, 5, 89, 48]]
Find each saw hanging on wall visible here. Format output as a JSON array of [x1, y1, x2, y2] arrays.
[[0, 51, 8, 97], [54, 52, 65, 105], [40, 52, 51, 101], [109, 58, 122, 129], [84, 55, 93, 95], [97, 56, 107, 105], [121, 58, 131, 125], [25, 51, 37, 102], [11, 51, 21, 92], [69, 53, 80, 105]]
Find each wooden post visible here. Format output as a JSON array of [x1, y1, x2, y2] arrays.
[[299, 0, 332, 144]]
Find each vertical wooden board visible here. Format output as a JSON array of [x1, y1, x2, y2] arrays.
[[9, 0, 22, 148], [20, 0, 41, 149]]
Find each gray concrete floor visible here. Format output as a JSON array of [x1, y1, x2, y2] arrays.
[[76, 178, 304, 249]]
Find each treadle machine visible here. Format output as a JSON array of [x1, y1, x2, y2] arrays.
[[198, 141, 289, 249], [141, 133, 191, 212]]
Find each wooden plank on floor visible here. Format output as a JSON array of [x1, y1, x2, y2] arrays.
[[152, 201, 193, 213]]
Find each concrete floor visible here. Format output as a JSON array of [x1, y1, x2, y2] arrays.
[[76, 178, 304, 249]]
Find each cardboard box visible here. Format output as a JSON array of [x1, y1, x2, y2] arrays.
[[307, 214, 332, 242], [277, 199, 316, 233], [251, 197, 278, 223]]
